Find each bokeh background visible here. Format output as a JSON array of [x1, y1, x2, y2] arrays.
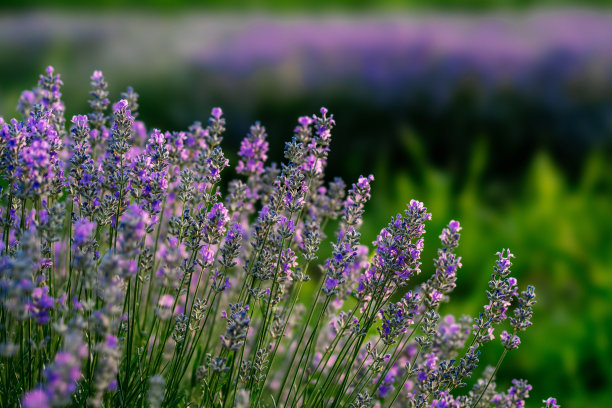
[[1, 1, 611, 407]]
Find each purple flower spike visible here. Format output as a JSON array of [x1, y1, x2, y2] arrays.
[[113, 99, 129, 113], [26, 286, 55, 324], [73, 218, 96, 247], [72, 114, 88, 129], [91, 70, 104, 81], [203, 202, 230, 244], [158, 294, 174, 308], [211, 107, 223, 119], [501, 330, 521, 350], [298, 116, 313, 127], [22, 390, 50, 408], [495, 248, 515, 278], [448, 220, 461, 233], [236, 122, 269, 176], [543, 398, 560, 408]]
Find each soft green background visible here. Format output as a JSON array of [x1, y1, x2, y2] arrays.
[[0, 2, 611, 407]]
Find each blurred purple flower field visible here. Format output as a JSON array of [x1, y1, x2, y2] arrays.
[[198, 11, 612, 99], [1, 10, 611, 154], [191, 11, 612, 149]]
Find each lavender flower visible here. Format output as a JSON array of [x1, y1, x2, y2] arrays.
[[358, 199, 431, 299], [88, 70, 110, 131], [237, 122, 269, 176], [91, 334, 121, 407], [25, 286, 54, 324], [156, 294, 175, 320], [117, 204, 150, 273], [38, 65, 65, 139], [323, 175, 373, 296], [219, 222, 243, 268], [0, 70, 556, 408], [378, 301, 411, 345], [206, 107, 225, 147], [73, 218, 96, 247], [14, 103, 63, 199], [203, 202, 229, 244], [121, 86, 139, 118], [510, 285, 536, 332], [500, 330, 521, 350], [22, 390, 50, 408], [484, 249, 518, 324], [344, 174, 374, 227], [17, 89, 39, 119], [221, 303, 250, 351], [109, 99, 134, 156], [543, 397, 561, 408], [21, 321, 86, 407], [420, 220, 463, 310]]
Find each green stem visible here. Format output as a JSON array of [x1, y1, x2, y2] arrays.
[[275, 280, 324, 405], [251, 262, 310, 407], [142, 197, 166, 325], [471, 347, 509, 408], [386, 345, 422, 408], [294, 301, 361, 405]]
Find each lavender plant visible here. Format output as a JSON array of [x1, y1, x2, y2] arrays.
[[0, 67, 557, 408]]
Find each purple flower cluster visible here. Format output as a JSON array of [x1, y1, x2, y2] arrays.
[[0, 67, 556, 408], [203, 202, 229, 244], [323, 174, 374, 296], [358, 199, 431, 299], [25, 286, 55, 324], [221, 303, 251, 351], [6, 102, 64, 200], [22, 324, 87, 408], [236, 122, 269, 176]]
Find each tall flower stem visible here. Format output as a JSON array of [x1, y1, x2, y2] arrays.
[[275, 279, 324, 404], [471, 347, 509, 407]]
